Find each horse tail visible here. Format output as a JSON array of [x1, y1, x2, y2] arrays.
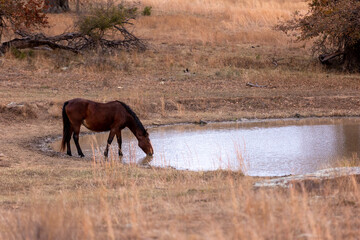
[[61, 101, 71, 152]]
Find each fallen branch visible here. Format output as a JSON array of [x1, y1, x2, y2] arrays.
[[271, 57, 284, 68], [0, 37, 79, 54], [114, 25, 146, 51], [319, 51, 344, 64], [0, 28, 147, 54]]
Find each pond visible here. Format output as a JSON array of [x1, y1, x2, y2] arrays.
[[51, 118, 360, 176]]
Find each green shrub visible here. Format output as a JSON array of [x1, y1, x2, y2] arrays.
[[10, 48, 34, 60], [77, 4, 138, 39], [142, 6, 152, 16]]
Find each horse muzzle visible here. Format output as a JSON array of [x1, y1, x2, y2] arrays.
[[147, 147, 154, 156]]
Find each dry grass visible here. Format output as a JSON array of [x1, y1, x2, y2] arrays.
[[0, 155, 359, 239], [132, 0, 307, 44], [43, 0, 307, 45], [334, 153, 360, 168]]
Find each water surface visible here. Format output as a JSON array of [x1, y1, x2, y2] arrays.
[[52, 118, 360, 176]]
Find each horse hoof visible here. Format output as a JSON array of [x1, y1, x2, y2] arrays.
[[80, 154, 85, 158]]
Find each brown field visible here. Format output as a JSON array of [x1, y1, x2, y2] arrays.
[[0, 0, 360, 239]]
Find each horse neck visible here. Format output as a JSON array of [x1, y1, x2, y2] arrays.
[[126, 116, 143, 140]]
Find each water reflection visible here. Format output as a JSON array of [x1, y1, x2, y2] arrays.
[[137, 156, 153, 166], [52, 118, 360, 176]]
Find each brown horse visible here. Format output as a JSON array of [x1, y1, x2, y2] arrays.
[[60, 98, 154, 158]]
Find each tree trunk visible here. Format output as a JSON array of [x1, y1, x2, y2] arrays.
[[45, 0, 70, 13], [343, 42, 360, 72], [319, 42, 360, 72]]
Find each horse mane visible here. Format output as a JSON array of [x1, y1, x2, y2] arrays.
[[117, 101, 148, 136]]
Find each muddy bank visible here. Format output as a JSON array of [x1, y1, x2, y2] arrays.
[[254, 167, 360, 191]]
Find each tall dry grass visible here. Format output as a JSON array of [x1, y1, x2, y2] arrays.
[[0, 150, 359, 239], [127, 0, 307, 44], [42, 0, 308, 45]]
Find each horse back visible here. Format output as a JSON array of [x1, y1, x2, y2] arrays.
[[65, 98, 126, 132]]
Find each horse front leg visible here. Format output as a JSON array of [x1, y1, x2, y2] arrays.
[[116, 130, 123, 156], [104, 130, 116, 157]]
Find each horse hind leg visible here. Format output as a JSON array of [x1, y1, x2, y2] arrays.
[[73, 126, 84, 157], [66, 127, 74, 156], [104, 130, 116, 158]]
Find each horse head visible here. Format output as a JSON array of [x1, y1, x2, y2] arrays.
[[138, 131, 154, 156]]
